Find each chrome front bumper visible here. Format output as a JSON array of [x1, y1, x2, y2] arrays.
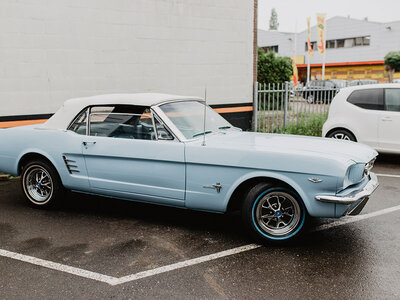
[[315, 173, 379, 205]]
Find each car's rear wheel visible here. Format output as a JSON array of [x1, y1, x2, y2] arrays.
[[327, 129, 356, 142], [21, 160, 63, 208], [242, 182, 307, 244]]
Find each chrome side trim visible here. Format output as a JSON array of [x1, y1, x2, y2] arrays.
[[202, 183, 222, 193], [315, 173, 379, 204], [308, 177, 323, 183]]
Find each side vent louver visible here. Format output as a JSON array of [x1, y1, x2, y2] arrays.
[[62, 156, 80, 174]]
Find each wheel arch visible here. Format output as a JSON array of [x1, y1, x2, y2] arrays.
[[225, 172, 309, 214], [325, 127, 357, 141], [17, 151, 59, 177]]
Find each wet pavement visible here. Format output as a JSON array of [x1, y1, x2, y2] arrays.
[[0, 154, 399, 299]]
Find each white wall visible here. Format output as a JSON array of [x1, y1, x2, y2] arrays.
[[0, 0, 254, 117]]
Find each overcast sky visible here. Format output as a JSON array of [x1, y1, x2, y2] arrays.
[[258, 0, 400, 33]]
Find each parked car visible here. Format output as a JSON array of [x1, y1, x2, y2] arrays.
[[323, 84, 400, 154], [302, 80, 341, 104], [348, 79, 378, 86], [329, 79, 349, 88], [0, 93, 379, 244]]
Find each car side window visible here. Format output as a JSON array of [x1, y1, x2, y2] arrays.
[[384, 89, 400, 112], [68, 109, 88, 135], [89, 106, 156, 140], [347, 88, 384, 110], [154, 117, 174, 140]]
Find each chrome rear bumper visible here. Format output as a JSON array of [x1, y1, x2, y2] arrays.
[[315, 173, 379, 205]]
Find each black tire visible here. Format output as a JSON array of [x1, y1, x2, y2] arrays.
[[327, 129, 356, 142], [241, 182, 307, 245], [21, 160, 64, 208]]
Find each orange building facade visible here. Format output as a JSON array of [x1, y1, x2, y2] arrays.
[[297, 61, 400, 83]]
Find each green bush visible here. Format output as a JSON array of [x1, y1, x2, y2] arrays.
[[257, 48, 292, 84], [384, 51, 400, 72], [384, 51, 400, 82], [281, 114, 326, 137]]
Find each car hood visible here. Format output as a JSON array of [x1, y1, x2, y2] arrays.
[[196, 131, 377, 164]]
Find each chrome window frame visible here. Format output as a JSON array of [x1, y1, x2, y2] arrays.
[[67, 100, 227, 143], [152, 99, 233, 142], [88, 111, 156, 140], [67, 107, 90, 135], [151, 109, 177, 142]]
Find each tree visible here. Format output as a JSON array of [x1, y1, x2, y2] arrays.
[[384, 51, 400, 82], [257, 48, 292, 83], [269, 8, 279, 30]]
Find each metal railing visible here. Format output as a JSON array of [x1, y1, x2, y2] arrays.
[[253, 82, 340, 133]]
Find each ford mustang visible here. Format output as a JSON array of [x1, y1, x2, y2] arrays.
[[0, 93, 379, 244]]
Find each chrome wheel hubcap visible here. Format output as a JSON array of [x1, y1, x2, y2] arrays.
[[25, 166, 53, 203], [255, 191, 301, 236], [332, 133, 350, 140]]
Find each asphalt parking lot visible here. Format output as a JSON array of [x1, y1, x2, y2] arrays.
[[1, 154, 400, 300]]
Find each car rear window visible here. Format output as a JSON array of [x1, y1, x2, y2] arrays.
[[347, 88, 384, 110]]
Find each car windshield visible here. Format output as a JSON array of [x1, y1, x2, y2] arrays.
[[159, 101, 233, 139]]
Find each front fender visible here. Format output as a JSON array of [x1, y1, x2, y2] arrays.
[[223, 170, 337, 218]]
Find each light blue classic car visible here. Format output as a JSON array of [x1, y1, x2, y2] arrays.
[[0, 94, 379, 244]]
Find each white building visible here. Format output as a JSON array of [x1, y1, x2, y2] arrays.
[[0, 0, 257, 129], [258, 17, 400, 82]]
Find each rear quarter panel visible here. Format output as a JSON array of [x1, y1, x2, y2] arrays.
[[0, 126, 90, 192]]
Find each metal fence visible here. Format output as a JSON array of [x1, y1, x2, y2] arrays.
[[253, 82, 340, 133]]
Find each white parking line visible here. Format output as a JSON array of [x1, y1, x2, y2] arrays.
[[312, 204, 400, 232], [0, 248, 118, 285], [376, 173, 400, 178], [1, 204, 400, 286], [115, 244, 261, 285]]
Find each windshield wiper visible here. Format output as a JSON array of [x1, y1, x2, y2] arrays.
[[218, 126, 232, 130], [192, 130, 212, 138]]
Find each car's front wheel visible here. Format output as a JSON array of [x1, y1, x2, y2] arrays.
[[327, 129, 356, 142], [242, 183, 307, 244], [21, 160, 63, 208]]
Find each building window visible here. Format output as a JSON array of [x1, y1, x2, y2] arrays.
[[306, 36, 370, 51], [355, 37, 363, 46], [363, 36, 370, 45], [304, 42, 317, 51], [262, 45, 278, 53], [326, 40, 336, 48], [344, 38, 354, 48], [336, 39, 345, 48]]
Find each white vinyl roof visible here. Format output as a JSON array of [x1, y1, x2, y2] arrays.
[[44, 93, 203, 129]]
